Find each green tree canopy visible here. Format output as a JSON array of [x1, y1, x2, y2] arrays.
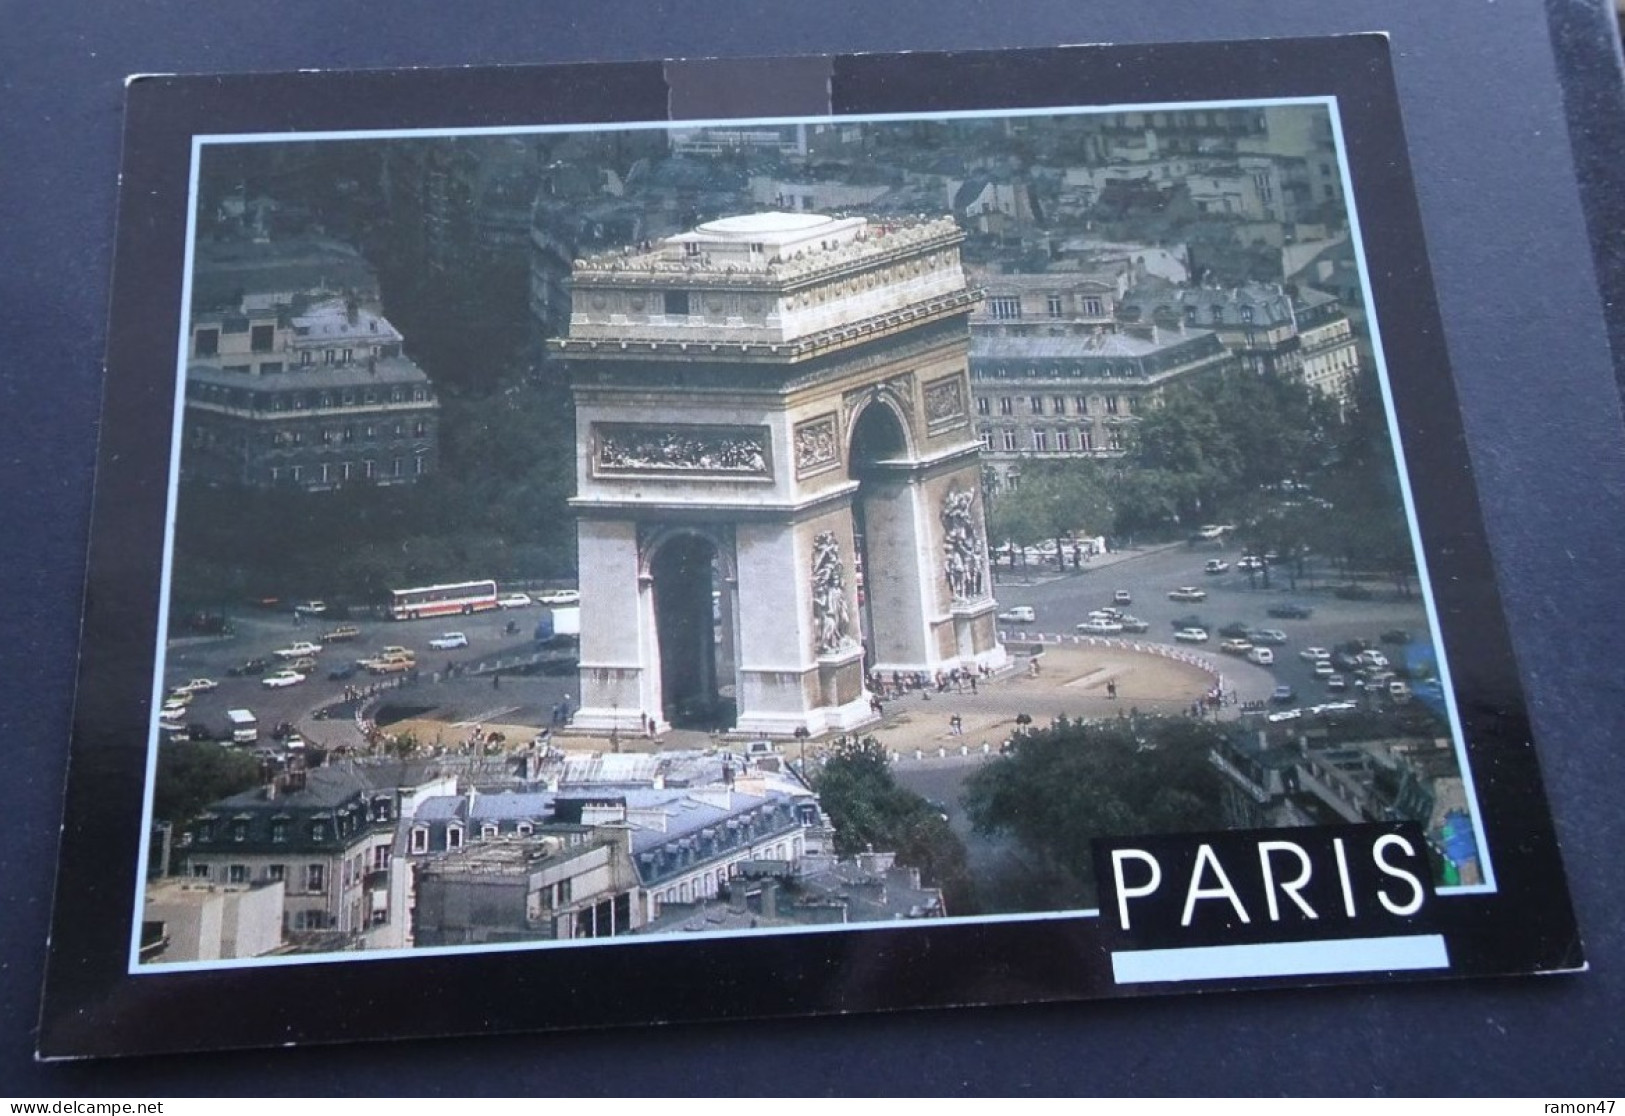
[[151, 742, 265, 829], [814, 737, 979, 916], [961, 715, 1231, 905]]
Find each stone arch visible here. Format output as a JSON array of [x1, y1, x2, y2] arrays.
[[846, 391, 916, 467]]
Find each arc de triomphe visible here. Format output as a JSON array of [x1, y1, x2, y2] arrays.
[[549, 212, 1006, 737]]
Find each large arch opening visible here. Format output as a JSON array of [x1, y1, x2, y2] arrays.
[[849, 402, 914, 670], [650, 532, 735, 730]]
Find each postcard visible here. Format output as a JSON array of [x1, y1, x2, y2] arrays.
[[38, 38, 1583, 1059]]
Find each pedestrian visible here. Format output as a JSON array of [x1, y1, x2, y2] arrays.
[[1107, 680, 1118, 700], [969, 675, 978, 694]]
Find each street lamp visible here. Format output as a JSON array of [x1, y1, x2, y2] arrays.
[[793, 725, 811, 782]]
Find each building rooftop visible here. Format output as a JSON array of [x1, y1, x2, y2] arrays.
[[187, 354, 434, 390], [973, 328, 1217, 361]]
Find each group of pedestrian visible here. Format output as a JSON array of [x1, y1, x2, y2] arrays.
[[869, 664, 989, 700]]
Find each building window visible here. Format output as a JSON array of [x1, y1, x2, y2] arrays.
[[259, 361, 284, 375], [1029, 396, 1044, 415], [1184, 305, 1198, 326], [306, 864, 325, 893], [392, 458, 403, 478], [414, 455, 427, 476], [231, 820, 248, 843], [410, 828, 428, 854], [270, 819, 287, 843], [1052, 396, 1067, 414], [517, 822, 534, 837], [194, 328, 219, 357], [250, 324, 274, 353], [1080, 430, 1094, 452], [664, 291, 691, 316], [988, 296, 1021, 320], [1075, 396, 1089, 414], [289, 465, 302, 483], [342, 348, 353, 363], [1240, 305, 1254, 324], [1001, 430, 1018, 451], [480, 824, 499, 839], [1033, 430, 1050, 452], [228, 864, 249, 884], [1106, 396, 1120, 415], [342, 462, 354, 481], [975, 397, 990, 416], [267, 864, 285, 882], [1083, 297, 1104, 317], [311, 821, 328, 843], [979, 428, 993, 451], [191, 864, 210, 880], [1046, 295, 1064, 318], [363, 460, 375, 479], [1057, 430, 1072, 452], [447, 825, 464, 850], [364, 425, 376, 439], [372, 846, 391, 871], [998, 397, 1013, 416]]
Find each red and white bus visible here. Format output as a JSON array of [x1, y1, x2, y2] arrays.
[[388, 579, 499, 620]]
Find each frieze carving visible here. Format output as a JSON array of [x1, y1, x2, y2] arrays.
[[842, 371, 916, 422], [594, 423, 770, 477], [794, 415, 840, 477], [811, 530, 855, 655], [941, 486, 990, 602], [923, 375, 967, 426]]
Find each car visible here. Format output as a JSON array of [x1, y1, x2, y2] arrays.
[[1077, 619, 1124, 635], [1217, 621, 1252, 639], [172, 678, 218, 694], [1203, 558, 1230, 575], [1112, 589, 1133, 605], [261, 670, 306, 688], [1266, 708, 1303, 723], [321, 625, 361, 642], [1196, 524, 1230, 540], [1334, 583, 1374, 600], [1248, 628, 1289, 645], [275, 641, 323, 660], [1116, 615, 1151, 633], [358, 646, 416, 665], [290, 656, 319, 672], [227, 658, 268, 677], [1246, 647, 1275, 666], [1170, 613, 1208, 631], [997, 606, 1036, 623], [366, 656, 415, 675], [1299, 646, 1331, 662], [1087, 609, 1122, 622], [163, 688, 195, 706], [429, 631, 470, 650], [1388, 680, 1412, 701], [1237, 555, 1265, 571], [1267, 602, 1314, 619], [1326, 673, 1348, 692], [1357, 649, 1390, 669], [1218, 638, 1253, 655], [1312, 660, 1336, 678], [1173, 627, 1209, 643], [1168, 586, 1208, 602], [498, 592, 534, 609], [327, 663, 358, 681], [537, 589, 581, 606], [1381, 628, 1414, 645], [1331, 650, 1363, 672], [293, 600, 328, 616], [1270, 684, 1297, 704]]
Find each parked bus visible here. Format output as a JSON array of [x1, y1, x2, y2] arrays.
[[388, 579, 499, 621]]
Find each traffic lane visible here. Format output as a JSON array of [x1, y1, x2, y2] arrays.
[[160, 605, 546, 736], [996, 559, 1432, 706]]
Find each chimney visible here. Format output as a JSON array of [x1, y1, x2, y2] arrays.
[[760, 878, 778, 920]]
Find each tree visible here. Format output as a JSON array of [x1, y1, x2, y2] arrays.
[[961, 715, 1231, 906], [986, 460, 1110, 570], [151, 742, 264, 830], [814, 737, 979, 915]]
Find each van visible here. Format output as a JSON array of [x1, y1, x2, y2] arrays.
[[226, 709, 259, 744]]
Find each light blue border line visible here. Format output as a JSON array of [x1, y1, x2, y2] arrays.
[[127, 136, 207, 973], [127, 96, 1495, 974], [136, 904, 1105, 976], [1327, 102, 1496, 894], [1112, 933, 1450, 984]]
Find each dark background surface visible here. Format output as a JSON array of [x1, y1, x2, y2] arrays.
[[3, 0, 1623, 1095]]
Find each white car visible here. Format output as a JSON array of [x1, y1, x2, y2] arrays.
[[1218, 638, 1253, 655], [997, 606, 1036, 623], [293, 600, 328, 616], [537, 589, 581, 606], [1358, 650, 1391, 669], [1112, 590, 1133, 605], [1313, 660, 1336, 678], [172, 678, 218, 694], [497, 592, 533, 609], [1299, 646, 1331, 663], [261, 670, 306, 688], [1246, 647, 1275, 666], [275, 641, 323, 660], [1173, 627, 1209, 643], [1167, 586, 1208, 602], [1077, 619, 1124, 635], [429, 631, 469, 650]]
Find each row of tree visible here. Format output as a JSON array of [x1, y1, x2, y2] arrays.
[[985, 363, 1417, 587]]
